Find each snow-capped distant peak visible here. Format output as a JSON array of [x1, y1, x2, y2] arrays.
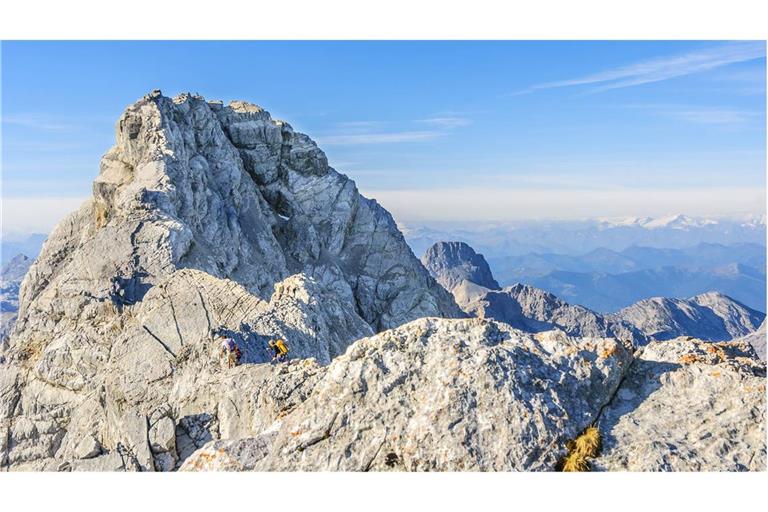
[[739, 213, 767, 228], [599, 214, 719, 230], [643, 214, 709, 229], [606, 216, 653, 227]]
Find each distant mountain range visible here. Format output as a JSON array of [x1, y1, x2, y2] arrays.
[[402, 214, 766, 257], [522, 262, 763, 313], [612, 291, 764, 342], [1, 233, 47, 264], [403, 217, 765, 313], [0, 253, 33, 340], [422, 240, 766, 353]]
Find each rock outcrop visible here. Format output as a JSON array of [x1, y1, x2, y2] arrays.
[[181, 317, 633, 471], [594, 338, 766, 471], [733, 321, 766, 361], [0, 91, 460, 471], [611, 292, 764, 342], [466, 283, 648, 346], [422, 242, 500, 299]]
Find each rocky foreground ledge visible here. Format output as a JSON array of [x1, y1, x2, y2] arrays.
[[180, 318, 765, 471]]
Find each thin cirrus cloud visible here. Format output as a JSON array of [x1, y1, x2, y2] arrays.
[[317, 115, 470, 145], [514, 41, 766, 95], [317, 130, 442, 145], [415, 116, 472, 129], [2, 114, 82, 132], [664, 107, 760, 125], [624, 104, 762, 125]]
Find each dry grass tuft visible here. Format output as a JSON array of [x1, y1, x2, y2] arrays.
[[679, 353, 699, 365], [94, 203, 110, 228], [599, 342, 618, 359], [558, 426, 601, 472]]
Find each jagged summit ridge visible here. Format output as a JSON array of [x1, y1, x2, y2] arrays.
[[16, 90, 459, 338]]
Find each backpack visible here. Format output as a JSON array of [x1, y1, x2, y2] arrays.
[[234, 346, 242, 361]]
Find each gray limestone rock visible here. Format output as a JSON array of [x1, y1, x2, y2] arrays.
[[421, 242, 500, 297], [734, 321, 766, 361], [74, 435, 101, 460], [0, 91, 460, 471], [611, 292, 764, 342], [593, 338, 766, 471], [181, 317, 633, 471]]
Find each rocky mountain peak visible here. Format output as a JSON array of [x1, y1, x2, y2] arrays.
[[0, 91, 461, 471], [16, 91, 460, 337], [421, 241, 500, 293]]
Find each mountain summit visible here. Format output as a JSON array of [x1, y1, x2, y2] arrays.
[[0, 91, 460, 470], [421, 241, 500, 307]]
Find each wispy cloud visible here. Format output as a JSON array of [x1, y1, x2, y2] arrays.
[[333, 120, 386, 130], [624, 104, 762, 125], [2, 114, 81, 132], [664, 107, 760, 125], [317, 131, 441, 145], [416, 116, 472, 129], [318, 114, 471, 146], [514, 42, 765, 95]]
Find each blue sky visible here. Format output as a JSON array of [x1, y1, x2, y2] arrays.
[[1, 40, 765, 232]]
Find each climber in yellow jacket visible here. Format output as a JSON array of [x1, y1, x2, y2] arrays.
[[269, 338, 289, 363]]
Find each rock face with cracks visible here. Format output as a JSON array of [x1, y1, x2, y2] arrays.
[[181, 317, 633, 471], [0, 91, 460, 471], [593, 338, 766, 471]]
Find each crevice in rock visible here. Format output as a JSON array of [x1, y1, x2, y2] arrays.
[[296, 412, 338, 453], [142, 325, 177, 359], [364, 434, 387, 472], [167, 293, 184, 346]]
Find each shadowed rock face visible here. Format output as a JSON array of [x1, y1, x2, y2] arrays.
[[733, 321, 766, 361], [422, 241, 500, 295], [0, 91, 460, 471]]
